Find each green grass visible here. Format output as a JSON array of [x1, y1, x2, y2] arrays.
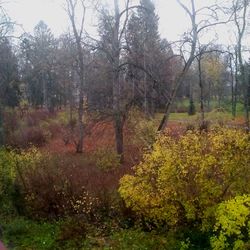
[[0, 216, 193, 250], [155, 109, 243, 125], [2, 216, 60, 250]]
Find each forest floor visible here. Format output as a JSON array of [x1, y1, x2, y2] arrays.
[[44, 111, 245, 155]]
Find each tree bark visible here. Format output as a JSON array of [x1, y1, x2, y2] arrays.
[[234, 0, 249, 129], [198, 54, 205, 125], [0, 103, 4, 146], [66, 0, 86, 153]]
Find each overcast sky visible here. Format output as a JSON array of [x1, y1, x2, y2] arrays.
[[4, 0, 246, 46]]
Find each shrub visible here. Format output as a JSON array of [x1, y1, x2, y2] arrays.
[[126, 108, 157, 150], [0, 148, 16, 212], [94, 147, 121, 171], [0, 147, 41, 213], [56, 217, 87, 249], [210, 195, 250, 250], [9, 126, 48, 148], [25, 109, 52, 127], [21, 153, 133, 224], [23, 154, 115, 219], [119, 128, 250, 230]]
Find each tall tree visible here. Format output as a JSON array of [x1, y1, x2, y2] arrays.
[[65, 0, 86, 153], [158, 0, 232, 131], [0, 2, 15, 146], [20, 21, 58, 110], [0, 38, 20, 108], [232, 0, 250, 129], [126, 0, 162, 115]]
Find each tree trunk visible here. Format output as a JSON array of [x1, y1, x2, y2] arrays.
[[113, 0, 124, 161], [0, 103, 4, 146], [230, 55, 236, 118], [234, 0, 249, 129], [158, 0, 198, 131], [198, 55, 205, 126]]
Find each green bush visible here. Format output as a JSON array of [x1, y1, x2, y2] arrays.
[[0, 148, 16, 212], [210, 195, 250, 250], [126, 107, 157, 149], [0, 147, 41, 213], [95, 147, 121, 171], [2, 217, 59, 250]]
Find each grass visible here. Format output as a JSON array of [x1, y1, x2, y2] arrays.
[[1, 216, 187, 250], [1, 216, 60, 250], [156, 109, 244, 124]]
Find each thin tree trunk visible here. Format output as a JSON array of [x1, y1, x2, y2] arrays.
[[0, 103, 4, 146], [158, 0, 197, 131], [198, 55, 205, 125], [230, 55, 236, 118], [66, 0, 86, 153], [234, 0, 249, 129], [113, 0, 124, 161]]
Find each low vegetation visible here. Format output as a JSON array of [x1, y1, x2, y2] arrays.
[[0, 109, 249, 249]]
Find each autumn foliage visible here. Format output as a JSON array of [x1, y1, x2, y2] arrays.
[[119, 128, 250, 231]]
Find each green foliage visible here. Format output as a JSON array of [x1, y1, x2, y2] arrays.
[[0, 147, 41, 213], [210, 195, 250, 250], [95, 147, 121, 171], [127, 108, 157, 149], [108, 229, 172, 250], [119, 128, 250, 231], [0, 148, 16, 212], [205, 109, 232, 126], [2, 217, 60, 250], [56, 217, 87, 249], [188, 99, 196, 116]]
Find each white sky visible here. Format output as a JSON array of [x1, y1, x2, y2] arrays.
[[4, 0, 248, 47]]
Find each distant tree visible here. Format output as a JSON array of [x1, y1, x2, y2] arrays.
[[158, 0, 233, 131], [0, 38, 20, 108], [19, 21, 58, 111], [126, 0, 163, 116], [0, 2, 16, 146], [56, 33, 78, 112], [231, 0, 250, 128]]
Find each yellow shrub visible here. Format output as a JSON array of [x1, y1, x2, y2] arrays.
[[0, 147, 41, 212], [211, 195, 250, 250], [119, 128, 250, 229]]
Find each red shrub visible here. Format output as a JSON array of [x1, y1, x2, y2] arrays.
[[22, 153, 133, 221], [8, 126, 47, 148]]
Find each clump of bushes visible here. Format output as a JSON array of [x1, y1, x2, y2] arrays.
[[20, 153, 131, 223], [0, 147, 41, 213], [119, 128, 250, 232], [94, 147, 121, 171], [2, 109, 64, 149]]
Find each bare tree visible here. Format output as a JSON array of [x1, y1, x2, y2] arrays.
[[95, 0, 152, 161], [158, 0, 232, 131], [65, 0, 86, 153], [0, 1, 14, 146]]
